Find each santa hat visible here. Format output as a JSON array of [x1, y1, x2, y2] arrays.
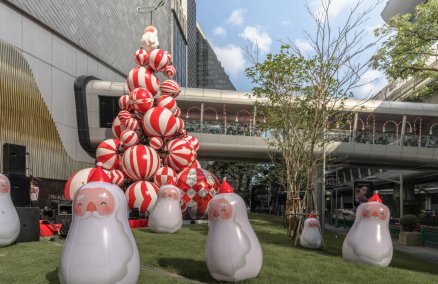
[[88, 162, 111, 183], [219, 177, 234, 194], [368, 191, 382, 203], [308, 213, 315, 218], [144, 25, 156, 33]]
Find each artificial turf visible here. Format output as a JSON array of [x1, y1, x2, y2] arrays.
[[0, 213, 437, 283]]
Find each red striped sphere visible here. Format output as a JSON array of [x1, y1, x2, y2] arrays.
[[173, 107, 181, 117], [134, 49, 149, 66], [154, 166, 178, 187], [121, 145, 161, 181], [118, 95, 130, 110], [96, 139, 121, 170], [64, 168, 93, 201], [191, 160, 202, 168], [156, 95, 177, 112], [120, 130, 139, 147], [127, 66, 160, 96], [164, 138, 197, 172], [163, 65, 176, 78], [177, 168, 220, 220], [160, 80, 181, 98], [124, 117, 139, 131], [149, 136, 163, 150], [107, 169, 125, 187], [141, 107, 178, 137], [175, 117, 184, 132], [148, 49, 169, 72], [125, 181, 159, 215], [183, 135, 200, 152], [112, 116, 126, 139], [118, 110, 131, 124], [129, 87, 154, 113]]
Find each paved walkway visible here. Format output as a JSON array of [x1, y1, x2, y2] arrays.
[[325, 224, 438, 264]]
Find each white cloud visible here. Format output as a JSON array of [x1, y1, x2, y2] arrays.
[[227, 9, 244, 26], [213, 26, 227, 37], [239, 26, 272, 53], [355, 70, 388, 99], [294, 39, 313, 54], [309, 0, 356, 18], [211, 44, 245, 78]]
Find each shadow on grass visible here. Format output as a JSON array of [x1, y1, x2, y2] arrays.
[[45, 267, 60, 284], [184, 224, 208, 235], [158, 258, 214, 283]]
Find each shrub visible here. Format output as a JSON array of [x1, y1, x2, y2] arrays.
[[400, 215, 418, 232]]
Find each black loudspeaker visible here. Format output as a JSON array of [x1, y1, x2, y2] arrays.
[[15, 207, 40, 243], [7, 174, 30, 207], [3, 143, 26, 175], [55, 214, 72, 224]]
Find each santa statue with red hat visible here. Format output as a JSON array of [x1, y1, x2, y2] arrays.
[[59, 163, 140, 284], [300, 213, 322, 249], [342, 190, 393, 267], [206, 178, 263, 282]]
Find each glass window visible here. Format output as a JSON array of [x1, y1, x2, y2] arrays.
[[99, 96, 119, 128]]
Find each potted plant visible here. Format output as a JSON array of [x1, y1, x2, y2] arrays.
[[399, 215, 421, 246]]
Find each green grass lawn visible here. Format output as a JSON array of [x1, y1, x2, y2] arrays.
[[0, 213, 437, 283]]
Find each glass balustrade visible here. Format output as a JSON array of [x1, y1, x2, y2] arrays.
[[186, 120, 438, 149]]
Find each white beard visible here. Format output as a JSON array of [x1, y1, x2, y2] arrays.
[[344, 219, 393, 266], [149, 199, 182, 233], [60, 211, 134, 283], [206, 219, 251, 281], [300, 227, 322, 249]]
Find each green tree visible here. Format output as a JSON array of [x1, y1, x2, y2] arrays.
[[246, 0, 379, 244], [371, 0, 438, 100]]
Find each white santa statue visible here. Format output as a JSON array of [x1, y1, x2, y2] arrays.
[[342, 191, 393, 267], [300, 213, 322, 249], [0, 174, 20, 247], [206, 178, 263, 282], [141, 25, 159, 52], [59, 164, 140, 284], [148, 181, 183, 233]]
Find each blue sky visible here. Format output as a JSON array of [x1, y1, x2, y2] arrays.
[[196, 0, 388, 98]]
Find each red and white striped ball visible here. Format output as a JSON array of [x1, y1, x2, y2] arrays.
[[174, 107, 181, 117], [129, 87, 154, 113], [64, 168, 93, 201], [96, 139, 121, 170], [149, 136, 163, 150], [107, 169, 125, 187], [183, 135, 200, 152], [148, 49, 169, 72], [134, 49, 149, 66], [125, 181, 159, 214], [112, 116, 126, 139], [156, 95, 177, 112], [141, 107, 178, 137], [164, 138, 197, 172], [154, 166, 178, 187], [191, 160, 202, 168], [127, 66, 160, 96], [121, 145, 161, 181], [160, 80, 181, 98], [163, 65, 176, 78], [118, 95, 131, 110], [118, 110, 131, 124], [120, 129, 139, 147], [124, 117, 139, 131], [175, 117, 185, 132]]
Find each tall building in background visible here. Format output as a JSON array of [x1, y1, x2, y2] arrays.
[[196, 23, 236, 90]]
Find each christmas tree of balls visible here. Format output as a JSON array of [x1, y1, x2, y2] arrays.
[[93, 25, 220, 220]]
